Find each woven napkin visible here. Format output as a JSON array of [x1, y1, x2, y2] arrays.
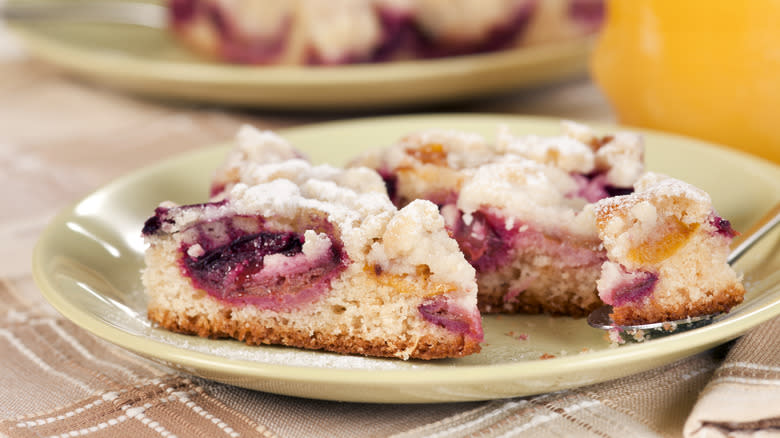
[[684, 316, 780, 438]]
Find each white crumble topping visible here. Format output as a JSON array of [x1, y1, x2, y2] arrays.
[[629, 201, 659, 235], [414, 0, 529, 41], [212, 125, 302, 194], [595, 172, 712, 226], [156, 202, 233, 234], [560, 120, 598, 144], [398, 129, 494, 170], [226, 0, 292, 37], [353, 121, 646, 240], [595, 132, 645, 187], [186, 244, 205, 258], [497, 124, 595, 174], [235, 125, 301, 165], [303, 0, 382, 61], [457, 160, 593, 237], [302, 230, 332, 258], [634, 172, 711, 205], [152, 157, 476, 293], [374, 199, 477, 291]]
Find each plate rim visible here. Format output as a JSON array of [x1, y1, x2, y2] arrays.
[[31, 114, 780, 395], [11, 24, 595, 83], [9, 23, 595, 108]]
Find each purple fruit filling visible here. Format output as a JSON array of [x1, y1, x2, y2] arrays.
[[372, 8, 417, 61], [570, 173, 634, 203], [440, 203, 605, 273], [568, 0, 605, 30], [179, 216, 347, 309], [418, 296, 483, 341], [144, 203, 348, 310], [442, 207, 512, 271], [571, 174, 610, 203], [377, 169, 399, 204], [306, 8, 417, 65], [605, 185, 635, 198], [170, 0, 196, 22], [600, 264, 659, 307], [709, 214, 738, 238], [184, 230, 302, 293]]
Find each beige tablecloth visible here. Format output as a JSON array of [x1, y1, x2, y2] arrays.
[[1, 25, 779, 438]]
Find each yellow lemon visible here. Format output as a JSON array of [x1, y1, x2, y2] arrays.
[[591, 1, 780, 163]]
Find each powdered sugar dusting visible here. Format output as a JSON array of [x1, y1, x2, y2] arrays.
[[457, 160, 594, 237], [211, 125, 303, 195], [304, 0, 383, 62], [595, 172, 712, 225], [398, 129, 493, 170], [375, 199, 477, 293], [497, 123, 595, 174], [595, 132, 645, 187], [635, 172, 711, 204]]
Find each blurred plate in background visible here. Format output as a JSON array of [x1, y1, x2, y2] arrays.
[[9, 19, 595, 110]]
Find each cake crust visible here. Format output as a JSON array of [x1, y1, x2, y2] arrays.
[[607, 284, 744, 326], [148, 306, 480, 360]]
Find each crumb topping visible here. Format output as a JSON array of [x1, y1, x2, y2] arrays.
[[303, 0, 383, 61], [496, 123, 595, 174], [595, 172, 712, 231], [150, 158, 478, 294], [458, 160, 597, 237], [594, 132, 645, 187], [212, 125, 303, 195], [371, 199, 477, 293], [414, 0, 531, 41]]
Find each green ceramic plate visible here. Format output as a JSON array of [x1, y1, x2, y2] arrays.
[[9, 17, 593, 110], [33, 115, 780, 403]]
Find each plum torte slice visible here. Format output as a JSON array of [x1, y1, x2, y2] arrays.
[[168, 0, 604, 65], [350, 121, 645, 316], [593, 172, 745, 325], [141, 161, 483, 360]]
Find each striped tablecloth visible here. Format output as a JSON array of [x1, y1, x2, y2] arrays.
[[1, 24, 779, 438]]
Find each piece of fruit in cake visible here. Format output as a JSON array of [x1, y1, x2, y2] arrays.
[[350, 121, 645, 316], [593, 172, 745, 325], [142, 160, 482, 360]]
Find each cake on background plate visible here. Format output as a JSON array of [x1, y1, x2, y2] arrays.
[[168, 0, 604, 65]]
